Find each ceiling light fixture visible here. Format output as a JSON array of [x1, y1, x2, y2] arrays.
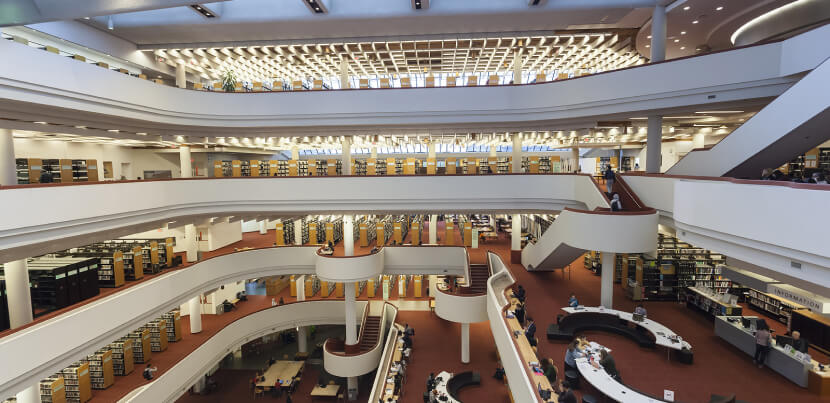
[[683, 6, 690, 11], [716, 6, 724, 11], [107, 129, 119, 132], [107, 16, 114, 30], [674, 39, 680, 43], [692, 20, 699, 24], [34, 121, 47, 124], [681, 31, 686, 35], [304, 0, 328, 14], [412, 0, 429, 10], [189, 4, 217, 18]]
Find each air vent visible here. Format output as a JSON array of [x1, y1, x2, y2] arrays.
[[304, 0, 328, 14], [412, 0, 429, 10], [189, 4, 217, 18], [791, 261, 802, 270], [528, 0, 548, 5]]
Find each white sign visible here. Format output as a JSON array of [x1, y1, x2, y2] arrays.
[[663, 390, 675, 402], [767, 284, 830, 313]]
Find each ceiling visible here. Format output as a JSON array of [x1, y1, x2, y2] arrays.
[[0, 0, 229, 26], [155, 30, 642, 82]]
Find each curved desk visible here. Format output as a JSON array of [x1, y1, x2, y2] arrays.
[[433, 371, 462, 403], [576, 342, 672, 403], [562, 307, 691, 351]]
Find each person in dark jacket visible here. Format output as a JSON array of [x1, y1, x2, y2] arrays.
[[593, 349, 621, 382], [610, 193, 622, 211], [524, 317, 537, 341], [603, 165, 615, 194], [558, 381, 577, 403], [39, 168, 54, 183], [513, 285, 526, 302], [514, 302, 526, 325]]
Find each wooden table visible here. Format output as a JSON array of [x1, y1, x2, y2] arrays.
[[382, 339, 405, 402], [479, 232, 499, 242], [506, 299, 557, 402], [310, 384, 340, 399], [256, 360, 304, 390]]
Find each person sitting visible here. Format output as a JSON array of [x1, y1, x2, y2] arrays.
[[610, 193, 622, 211], [426, 372, 436, 391], [813, 172, 829, 184], [524, 316, 537, 341], [593, 349, 621, 382], [403, 333, 413, 349], [236, 290, 248, 301], [634, 304, 647, 318], [792, 331, 809, 354], [558, 381, 578, 403], [142, 364, 158, 380], [513, 285, 526, 302], [541, 358, 558, 389], [404, 323, 415, 337], [493, 363, 505, 381], [568, 293, 579, 308], [514, 302, 526, 325], [564, 340, 584, 372], [39, 167, 54, 183], [370, 246, 380, 253], [268, 357, 276, 366]]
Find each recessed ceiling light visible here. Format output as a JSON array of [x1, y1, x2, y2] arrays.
[[674, 39, 680, 43], [645, 44, 650, 48], [34, 121, 47, 124], [680, 47, 686, 50], [647, 35, 652, 39], [107, 129, 119, 132], [136, 132, 148, 135], [692, 20, 699, 24], [716, 6, 724, 11], [681, 31, 686, 35], [74, 125, 87, 129], [683, 6, 690, 10]]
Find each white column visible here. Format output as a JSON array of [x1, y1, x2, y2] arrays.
[[341, 137, 352, 175], [184, 224, 198, 262], [340, 58, 350, 89], [511, 214, 521, 251], [461, 323, 470, 363], [258, 220, 267, 234], [488, 146, 497, 158], [646, 116, 663, 173], [347, 376, 358, 401], [429, 214, 438, 244], [693, 131, 705, 149], [176, 62, 187, 88], [179, 145, 192, 178], [296, 275, 308, 352], [291, 146, 299, 160], [571, 146, 580, 173], [512, 133, 522, 173], [5, 259, 33, 328], [0, 128, 16, 186], [192, 376, 207, 394], [370, 145, 378, 159], [16, 384, 40, 403], [651, 4, 667, 63], [343, 215, 354, 256], [513, 52, 522, 84], [428, 142, 436, 159], [344, 282, 357, 343], [294, 219, 303, 245], [600, 252, 615, 309], [188, 295, 202, 334]]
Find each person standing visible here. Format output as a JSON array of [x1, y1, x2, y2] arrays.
[[39, 167, 54, 183], [610, 193, 622, 211], [603, 165, 615, 194], [524, 317, 537, 341], [754, 321, 772, 368]]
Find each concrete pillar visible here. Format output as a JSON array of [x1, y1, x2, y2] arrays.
[[294, 219, 303, 245], [258, 220, 267, 235], [0, 128, 16, 186], [571, 146, 580, 173], [16, 384, 40, 403], [291, 146, 299, 161], [646, 116, 663, 173], [340, 58, 350, 89], [429, 214, 438, 244], [428, 142, 436, 159], [189, 295, 202, 334], [179, 145, 192, 178], [344, 282, 357, 345], [176, 62, 187, 89], [651, 4, 667, 63], [693, 131, 705, 149], [461, 322, 470, 363], [192, 376, 207, 394], [5, 259, 33, 328], [489, 145, 497, 158], [600, 252, 615, 309], [343, 215, 354, 256], [512, 133, 522, 173], [513, 52, 522, 84], [347, 376, 358, 401], [185, 224, 198, 262], [341, 137, 352, 175], [511, 214, 521, 263], [370, 145, 378, 159], [296, 274, 308, 352]]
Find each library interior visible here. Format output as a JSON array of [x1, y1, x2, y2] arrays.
[[0, 1, 829, 403]]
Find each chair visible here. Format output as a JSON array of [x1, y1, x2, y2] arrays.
[[359, 79, 369, 89], [466, 76, 478, 86], [401, 77, 412, 87], [254, 387, 265, 398], [487, 75, 499, 86], [564, 370, 580, 390], [582, 395, 598, 403], [272, 80, 284, 91]]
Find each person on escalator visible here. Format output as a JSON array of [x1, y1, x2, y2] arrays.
[[603, 165, 615, 194], [610, 193, 622, 211]]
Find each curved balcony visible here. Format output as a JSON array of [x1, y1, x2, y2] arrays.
[[0, 174, 605, 262], [323, 303, 397, 378], [433, 250, 489, 324], [0, 31, 818, 134], [315, 246, 384, 282], [119, 300, 358, 403], [521, 207, 658, 271]]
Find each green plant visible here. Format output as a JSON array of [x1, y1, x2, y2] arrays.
[[221, 69, 237, 92]]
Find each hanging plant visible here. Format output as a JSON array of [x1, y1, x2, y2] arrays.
[[221, 69, 237, 92]]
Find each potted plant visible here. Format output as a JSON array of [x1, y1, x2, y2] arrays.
[[221, 69, 237, 92]]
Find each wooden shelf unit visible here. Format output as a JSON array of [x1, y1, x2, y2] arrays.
[[126, 329, 152, 364], [162, 311, 183, 342], [61, 362, 92, 403], [39, 375, 66, 403], [108, 340, 134, 376], [85, 349, 115, 390]]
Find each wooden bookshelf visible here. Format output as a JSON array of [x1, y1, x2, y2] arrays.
[[466, 158, 478, 174], [404, 158, 417, 175], [109, 339, 134, 376], [86, 349, 114, 390], [308, 222, 319, 245], [445, 221, 455, 246], [386, 158, 396, 175], [213, 161, 223, 177], [266, 276, 289, 295], [127, 329, 152, 364], [61, 362, 92, 403], [275, 221, 286, 246], [410, 221, 421, 245], [143, 319, 168, 352], [162, 311, 182, 342], [446, 158, 457, 174], [39, 375, 66, 403], [326, 159, 338, 176]]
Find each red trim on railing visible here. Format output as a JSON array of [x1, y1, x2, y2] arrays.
[[563, 207, 657, 216], [613, 173, 647, 210], [621, 172, 830, 191]]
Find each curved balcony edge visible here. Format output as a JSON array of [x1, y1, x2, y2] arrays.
[[316, 247, 385, 282], [323, 303, 397, 378]]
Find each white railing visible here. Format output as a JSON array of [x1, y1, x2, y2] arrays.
[[368, 325, 401, 403], [323, 303, 397, 378]]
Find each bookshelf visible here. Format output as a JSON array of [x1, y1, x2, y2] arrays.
[[85, 349, 114, 390], [747, 289, 806, 325], [39, 375, 66, 403], [127, 329, 152, 363], [15, 158, 29, 184], [61, 362, 92, 403], [108, 340, 134, 376], [142, 319, 169, 352], [162, 311, 182, 342]]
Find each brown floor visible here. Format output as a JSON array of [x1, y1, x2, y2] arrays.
[[8, 224, 826, 402]]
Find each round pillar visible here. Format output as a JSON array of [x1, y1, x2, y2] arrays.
[[5, 259, 33, 328], [344, 282, 357, 345], [341, 137, 352, 175], [343, 215, 354, 256], [189, 295, 202, 334], [461, 322, 470, 363], [259, 220, 267, 235], [179, 145, 192, 178], [646, 116, 663, 173], [651, 5, 667, 63], [600, 252, 615, 309], [184, 224, 198, 262], [429, 215, 438, 244], [512, 134, 522, 173], [16, 384, 40, 403], [0, 128, 16, 186]]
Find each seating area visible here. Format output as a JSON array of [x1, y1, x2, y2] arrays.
[[546, 312, 656, 348], [445, 371, 481, 402]]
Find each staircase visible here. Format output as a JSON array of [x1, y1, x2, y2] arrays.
[[358, 316, 382, 352], [460, 264, 490, 295]]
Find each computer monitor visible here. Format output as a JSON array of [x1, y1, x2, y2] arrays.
[[633, 313, 645, 322], [776, 335, 795, 348], [741, 317, 751, 329]]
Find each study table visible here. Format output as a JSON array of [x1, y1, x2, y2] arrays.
[[432, 371, 461, 403], [575, 341, 670, 402], [506, 298, 558, 402], [255, 360, 304, 390], [562, 306, 692, 351], [380, 336, 405, 402], [310, 384, 340, 400]]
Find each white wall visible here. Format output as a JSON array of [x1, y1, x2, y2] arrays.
[[636, 140, 694, 173], [205, 220, 242, 251], [204, 281, 246, 315], [241, 220, 260, 233], [122, 225, 188, 253]]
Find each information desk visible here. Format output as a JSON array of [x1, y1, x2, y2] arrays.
[[714, 316, 811, 387], [433, 371, 462, 403], [563, 307, 691, 351], [685, 287, 742, 317], [576, 342, 669, 403], [506, 299, 557, 402], [256, 360, 304, 390]]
